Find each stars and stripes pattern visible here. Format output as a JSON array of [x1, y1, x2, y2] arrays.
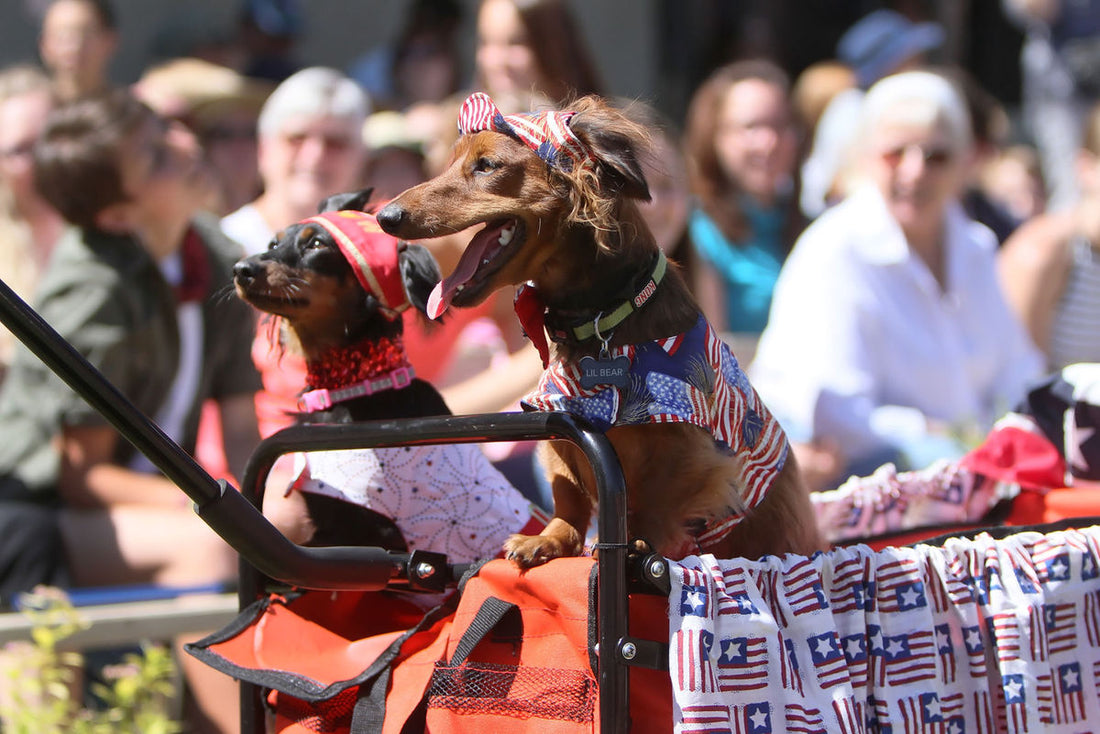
[[962, 623, 988, 679], [456, 92, 592, 172], [811, 460, 999, 545], [1052, 661, 1085, 723], [669, 526, 1100, 733], [1084, 590, 1100, 645], [716, 635, 769, 692], [934, 624, 957, 684], [523, 316, 787, 551]]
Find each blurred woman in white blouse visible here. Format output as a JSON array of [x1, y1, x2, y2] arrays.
[[749, 70, 1044, 489]]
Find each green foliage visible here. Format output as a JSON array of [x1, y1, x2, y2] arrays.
[[0, 586, 182, 734]]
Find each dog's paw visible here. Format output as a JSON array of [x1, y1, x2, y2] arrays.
[[503, 532, 581, 568]]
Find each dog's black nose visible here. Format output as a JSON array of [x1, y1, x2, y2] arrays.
[[233, 259, 260, 285], [375, 202, 405, 234]]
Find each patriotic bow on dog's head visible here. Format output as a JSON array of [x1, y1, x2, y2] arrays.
[[457, 92, 593, 172], [304, 210, 411, 320]]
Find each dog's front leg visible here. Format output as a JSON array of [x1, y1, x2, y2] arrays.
[[503, 441, 594, 567]]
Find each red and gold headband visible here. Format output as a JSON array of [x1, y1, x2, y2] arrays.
[[304, 211, 410, 319]]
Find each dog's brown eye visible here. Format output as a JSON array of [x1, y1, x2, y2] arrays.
[[306, 237, 327, 250], [473, 157, 499, 173]]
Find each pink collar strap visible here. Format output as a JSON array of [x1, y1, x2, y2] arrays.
[[297, 365, 415, 412], [304, 211, 410, 319], [457, 92, 592, 173]]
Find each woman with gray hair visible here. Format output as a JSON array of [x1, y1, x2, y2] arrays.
[[749, 70, 1044, 489]]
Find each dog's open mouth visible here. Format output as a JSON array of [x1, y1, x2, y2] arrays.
[[427, 218, 523, 318]]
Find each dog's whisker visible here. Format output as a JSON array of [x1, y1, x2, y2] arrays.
[[212, 283, 237, 305]]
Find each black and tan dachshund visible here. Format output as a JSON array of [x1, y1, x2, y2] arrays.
[[233, 188, 446, 425], [233, 189, 545, 558], [233, 189, 444, 549]]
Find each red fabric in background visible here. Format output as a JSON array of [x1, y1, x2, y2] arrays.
[[958, 425, 1066, 490]]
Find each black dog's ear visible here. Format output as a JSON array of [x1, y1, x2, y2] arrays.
[[567, 98, 651, 202], [316, 188, 376, 214], [398, 242, 443, 318]]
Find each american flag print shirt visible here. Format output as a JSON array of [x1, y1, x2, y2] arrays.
[[522, 316, 789, 543]]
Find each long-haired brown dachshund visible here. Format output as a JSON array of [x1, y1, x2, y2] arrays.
[[377, 94, 824, 566], [233, 188, 546, 559]]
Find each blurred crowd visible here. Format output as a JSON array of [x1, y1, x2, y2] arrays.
[[0, 0, 1099, 731]]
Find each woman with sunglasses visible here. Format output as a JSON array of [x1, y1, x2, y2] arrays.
[[748, 70, 1044, 489]]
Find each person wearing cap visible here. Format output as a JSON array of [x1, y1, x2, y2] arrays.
[[134, 57, 274, 215], [0, 89, 260, 733], [837, 9, 945, 92], [751, 71, 1043, 489], [800, 9, 944, 218], [361, 110, 429, 201]]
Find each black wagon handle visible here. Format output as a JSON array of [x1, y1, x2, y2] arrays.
[[0, 277, 633, 734]]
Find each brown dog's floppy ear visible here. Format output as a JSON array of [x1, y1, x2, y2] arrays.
[[316, 188, 375, 214], [397, 242, 443, 318], [568, 99, 651, 202]]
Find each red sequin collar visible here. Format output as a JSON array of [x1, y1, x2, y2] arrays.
[[305, 335, 411, 391]]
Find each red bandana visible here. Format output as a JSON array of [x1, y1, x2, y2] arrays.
[[304, 334, 411, 391], [304, 211, 410, 319]]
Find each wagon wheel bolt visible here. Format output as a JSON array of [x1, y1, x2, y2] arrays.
[[620, 642, 637, 660], [414, 562, 436, 579], [648, 559, 666, 578]]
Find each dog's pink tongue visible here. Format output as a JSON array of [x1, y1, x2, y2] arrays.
[[426, 235, 493, 319], [426, 283, 450, 320]]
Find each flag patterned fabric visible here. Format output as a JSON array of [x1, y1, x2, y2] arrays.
[[457, 92, 592, 172], [811, 459, 1006, 544], [522, 315, 788, 550], [669, 525, 1100, 733]]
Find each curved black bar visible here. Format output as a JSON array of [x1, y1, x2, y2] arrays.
[[198, 483, 404, 589], [239, 411, 630, 734]]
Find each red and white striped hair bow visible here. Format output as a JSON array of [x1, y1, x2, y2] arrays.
[[457, 92, 592, 172]]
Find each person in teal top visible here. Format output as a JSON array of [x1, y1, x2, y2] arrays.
[[688, 197, 787, 334], [684, 59, 805, 336]]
